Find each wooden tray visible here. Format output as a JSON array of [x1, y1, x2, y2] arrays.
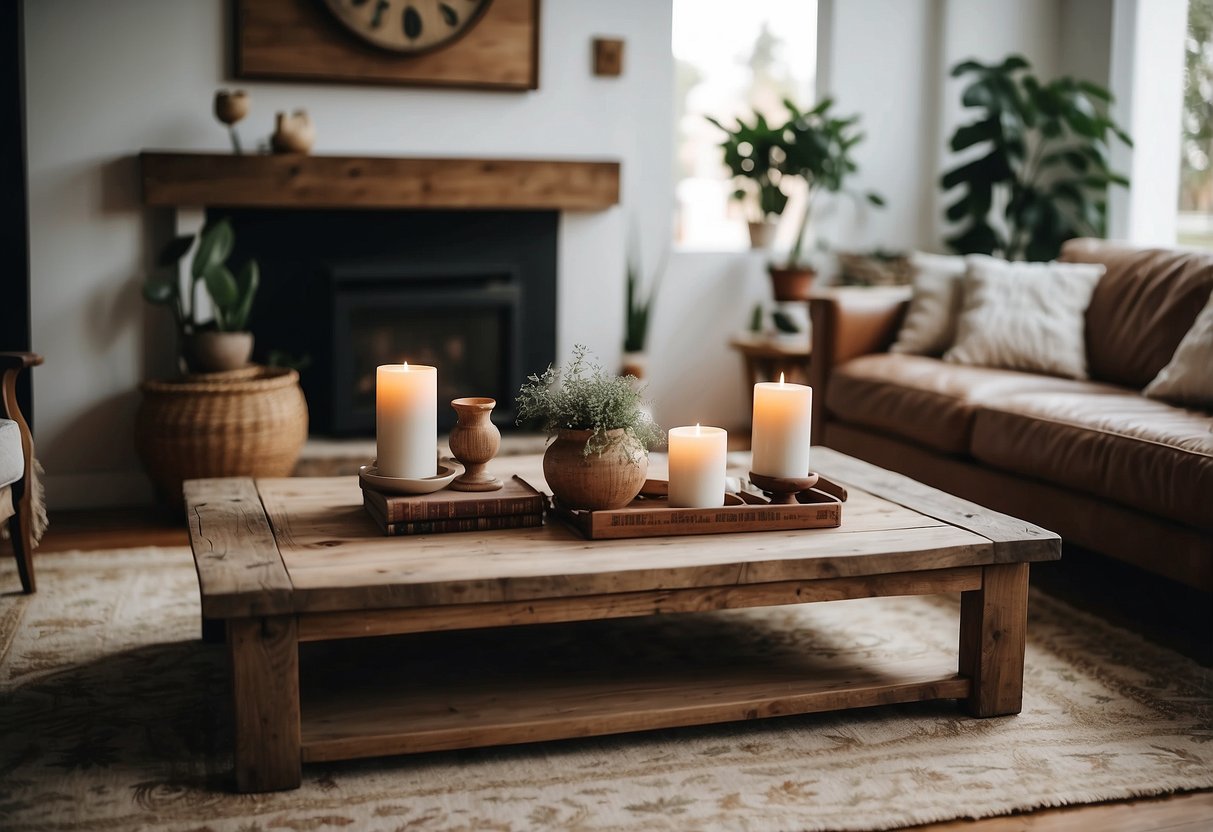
[[549, 478, 845, 540]]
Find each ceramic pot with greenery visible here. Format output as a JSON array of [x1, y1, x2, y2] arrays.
[[709, 100, 883, 299], [517, 346, 662, 511], [142, 218, 260, 374]]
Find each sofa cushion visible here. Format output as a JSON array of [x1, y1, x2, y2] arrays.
[[825, 354, 1113, 454], [971, 390, 1213, 531], [0, 419, 23, 488], [943, 255, 1104, 379], [1060, 238, 1213, 389], [1144, 285, 1213, 409]]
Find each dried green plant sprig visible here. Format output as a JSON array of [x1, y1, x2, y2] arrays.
[[516, 345, 663, 460]]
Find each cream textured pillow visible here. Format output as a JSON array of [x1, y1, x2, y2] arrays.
[[943, 255, 1105, 379], [1143, 289, 1213, 408], [890, 252, 968, 356]]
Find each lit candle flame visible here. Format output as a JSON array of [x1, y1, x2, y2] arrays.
[[779, 372, 785, 386], [403, 361, 409, 370], [695, 422, 701, 436]]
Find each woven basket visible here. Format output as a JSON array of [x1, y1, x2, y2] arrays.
[[135, 366, 308, 508]]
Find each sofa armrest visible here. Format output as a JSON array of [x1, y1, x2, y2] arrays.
[[808, 288, 910, 440]]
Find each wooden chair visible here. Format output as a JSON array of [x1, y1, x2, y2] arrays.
[[1, 352, 42, 593]]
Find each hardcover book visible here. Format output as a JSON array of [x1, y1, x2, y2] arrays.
[[361, 476, 546, 524]]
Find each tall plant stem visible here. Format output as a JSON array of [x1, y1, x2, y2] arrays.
[[789, 189, 816, 267]]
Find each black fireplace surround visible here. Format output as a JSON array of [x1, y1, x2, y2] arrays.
[[219, 209, 557, 435]]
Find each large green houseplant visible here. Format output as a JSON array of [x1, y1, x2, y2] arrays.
[[142, 218, 260, 373], [709, 99, 882, 300], [516, 346, 662, 510], [941, 54, 1132, 261]]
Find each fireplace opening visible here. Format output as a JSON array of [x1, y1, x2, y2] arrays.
[[219, 208, 557, 435], [333, 263, 522, 434]]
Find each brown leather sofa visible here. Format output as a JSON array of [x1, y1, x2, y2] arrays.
[[809, 239, 1213, 591]]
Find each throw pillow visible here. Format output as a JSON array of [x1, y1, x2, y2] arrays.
[[943, 255, 1106, 379], [1143, 288, 1213, 409], [889, 252, 968, 356]]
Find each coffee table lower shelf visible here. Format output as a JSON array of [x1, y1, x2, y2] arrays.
[[298, 640, 969, 763]]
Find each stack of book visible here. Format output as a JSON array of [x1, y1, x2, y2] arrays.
[[362, 476, 547, 536]]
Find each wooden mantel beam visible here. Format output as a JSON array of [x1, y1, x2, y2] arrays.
[[139, 152, 620, 211]]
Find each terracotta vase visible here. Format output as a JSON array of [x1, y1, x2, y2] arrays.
[[620, 351, 647, 379], [542, 428, 648, 511], [448, 397, 503, 492], [768, 265, 817, 302], [182, 331, 253, 374]]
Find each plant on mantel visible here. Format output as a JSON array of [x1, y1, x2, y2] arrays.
[[142, 218, 261, 374], [709, 99, 884, 301], [941, 54, 1132, 261]]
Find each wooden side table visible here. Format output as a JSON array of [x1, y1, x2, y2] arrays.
[[729, 334, 812, 392]]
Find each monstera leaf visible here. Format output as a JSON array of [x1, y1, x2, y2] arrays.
[[941, 54, 1131, 261]]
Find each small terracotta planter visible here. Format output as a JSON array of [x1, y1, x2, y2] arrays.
[[768, 265, 816, 302], [542, 428, 648, 511], [183, 331, 254, 374]]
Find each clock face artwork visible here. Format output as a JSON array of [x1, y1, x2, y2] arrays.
[[323, 0, 492, 54]]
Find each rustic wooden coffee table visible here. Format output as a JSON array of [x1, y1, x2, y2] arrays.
[[185, 447, 1059, 792]]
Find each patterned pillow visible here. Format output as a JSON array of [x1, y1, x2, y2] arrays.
[[943, 255, 1105, 379], [1143, 288, 1213, 409], [889, 252, 967, 356]]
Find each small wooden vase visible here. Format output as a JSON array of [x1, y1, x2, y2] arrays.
[[448, 397, 503, 492]]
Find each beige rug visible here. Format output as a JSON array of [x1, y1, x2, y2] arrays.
[[0, 548, 1209, 832]]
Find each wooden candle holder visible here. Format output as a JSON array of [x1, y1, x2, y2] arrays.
[[449, 397, 503, 492], [748, 471, 820, 505]]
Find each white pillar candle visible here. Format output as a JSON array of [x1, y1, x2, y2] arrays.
[[751, 374, 812, 477], [668, 424, 728, 508], [376, 362, 437, 479]]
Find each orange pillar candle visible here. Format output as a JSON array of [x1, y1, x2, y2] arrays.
[[750, 373, 812, 477], [668, 424, 728, 508], [376, 362, 437, 479]]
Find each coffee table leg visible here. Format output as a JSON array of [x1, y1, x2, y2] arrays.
[[958, 563, 1029, 717], [228, 616, 301, 792]]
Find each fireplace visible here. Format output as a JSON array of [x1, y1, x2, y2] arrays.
[[219, 208, 557, 435]]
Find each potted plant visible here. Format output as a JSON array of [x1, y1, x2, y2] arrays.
[[142, 218, 260, 374], [770, 98, 884, 301], [516, 345, 663, 510], [705, 111, 789, 248], [940, 55, 1131, 261], [708, 101, 882, 300], [621, 229, 666, 379]]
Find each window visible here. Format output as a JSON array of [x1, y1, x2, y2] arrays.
[[672, 0, 818, 249], [1179, 0, 1213, 249]]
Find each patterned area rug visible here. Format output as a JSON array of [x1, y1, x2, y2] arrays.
[[0, 548, 1210, 832]]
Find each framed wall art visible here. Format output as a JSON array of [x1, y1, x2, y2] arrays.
[[235, 0, 540, 90]]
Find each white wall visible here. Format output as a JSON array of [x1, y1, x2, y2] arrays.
[[25, 0, 673, 507]]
